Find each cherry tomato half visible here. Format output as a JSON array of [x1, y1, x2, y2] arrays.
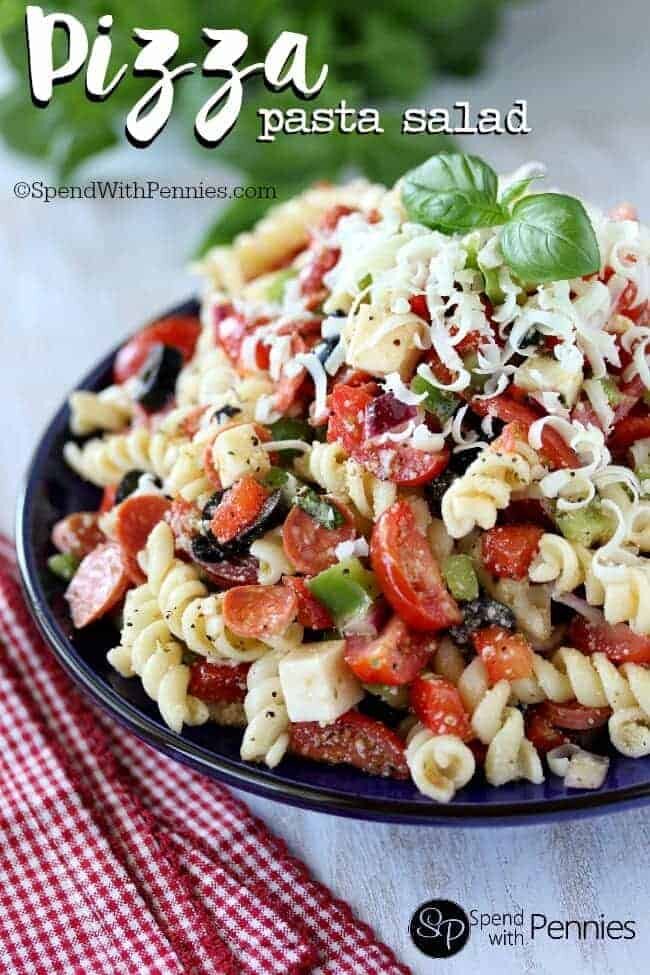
[[114, 315, 200, 384], [370, 500, 461, 632]]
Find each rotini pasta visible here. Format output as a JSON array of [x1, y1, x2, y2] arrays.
[[240, 650, 290, 768], [107, 584, 209, 733], [442, 437, 540, 538], [405, 723, 476, 802], [68, 385, 133, 436], [250, 528, 295, 585], [296, 443, 396, 520], [437, 653, 544, 787]]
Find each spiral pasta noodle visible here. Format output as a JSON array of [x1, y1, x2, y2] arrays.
[[63, 426, 180, 487], [143, 522, 302, 662], [595, 561, 650, 634], [442, 437, 540, 538], [433, 652, 544, 788], [107, 584, 209, 733], [250, 528, 295, 585], [296, 443, 396, 521], [198, 182, 385, 292], [68, 385, 133, 436], [405, 723, 476, 803], [240, 651, 290, 768], [528, 534, 605, 607]]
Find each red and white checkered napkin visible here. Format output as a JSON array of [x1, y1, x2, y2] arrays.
[[0, 538, 410, 975]]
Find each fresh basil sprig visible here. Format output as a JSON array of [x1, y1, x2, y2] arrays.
[[294, 486, 344, 530], [402, 153, 507, 233], [500, 193, 600, 284], [402, 152, 601, 284]]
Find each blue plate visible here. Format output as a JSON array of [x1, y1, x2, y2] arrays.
[[16, 299, 650, 825]]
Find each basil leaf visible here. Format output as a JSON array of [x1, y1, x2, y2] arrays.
[[294, 487, 344, 530], [501, 194, 601, 284], [498, 174, 543, 209], [402, 152, 507, 233]]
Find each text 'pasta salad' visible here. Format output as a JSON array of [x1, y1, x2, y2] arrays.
[[54, 153, 650, 802]]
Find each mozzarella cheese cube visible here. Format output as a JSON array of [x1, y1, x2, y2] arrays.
[[514, 354, 583, 408], [344, 306, 424, 380], [279, 640, 363, 723], [211, 423, 270, 488]]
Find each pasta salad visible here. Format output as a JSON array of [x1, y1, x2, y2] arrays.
[[52, 153, 650, 803]]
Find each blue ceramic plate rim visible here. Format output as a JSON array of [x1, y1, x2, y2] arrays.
[[16, 299, 650, 826]]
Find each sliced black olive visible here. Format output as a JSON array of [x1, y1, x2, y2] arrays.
[[115, 469, 162, 504], [223, 489, 286, 554], [201, 491, 225, 523], [357, 692, 407, 728], [448, 597, 516, 647], [449, 445, 482, 475], [423, 470, 456, 517], [332, 309, 347, 318], [191, 533, 225, 563], [312, 336, 338, 365], [194, 489, 287, 562], [134, 343, 183, 410], [212, 404, 241, 425]]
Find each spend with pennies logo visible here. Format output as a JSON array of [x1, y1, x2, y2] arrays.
[[409, 899, 471, 959]]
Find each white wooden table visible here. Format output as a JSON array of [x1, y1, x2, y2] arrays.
[[2, 1, 649, 970]]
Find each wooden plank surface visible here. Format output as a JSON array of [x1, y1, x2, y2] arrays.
[[1, 1, 648, 970]]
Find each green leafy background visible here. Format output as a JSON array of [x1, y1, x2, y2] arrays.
[[0, 0, 522, 250]]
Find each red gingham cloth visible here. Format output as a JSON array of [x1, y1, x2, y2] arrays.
[[0, 536, 410, 975]]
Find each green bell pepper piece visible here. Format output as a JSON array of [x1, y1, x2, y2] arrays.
[[307, 558, 378, 627], [47, 552, 80, 581], [442, 554, 479, 602], [410, 375, 458, 422]]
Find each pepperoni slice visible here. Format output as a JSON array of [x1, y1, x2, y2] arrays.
[[282, 576, 333, 629], [222, 584, 298, 640], [289, 710, 409, 779], [115, 494, 172, 584], [281, 500, 356, 574], [51, 512, 104, 560], [188, 661, 250, 703], [65, 543, 129, 629]]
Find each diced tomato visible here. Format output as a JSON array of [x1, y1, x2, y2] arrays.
[[328, 384, 450, 486], [344, 616, 433, 686], [65, 543, 129, 628], [408, 294, 431, 322], [317, 204, 355, 234], [608, 413, 650, 453], [410, 673, 473, 740], [525, 706, 569, 754], [472, 626, 534, 683], [300, 247, 340, 302], [51, 512, 104, 560], [538, 700, 611, 731], [188, 661, 250, 704], [114, 315, 200, 383], [274, 335, 311, 413], [470, 394, 579, 469], [289, 710, 409, 779], [99, 486, 118, 514], [370, 501, 461, 632], [282, 576, 333, 630], [568, 617, 650, 665], [282, 500, 356, 575], [481, 524, 544, 579], [327, 384, 373, 452], [210, 475, 269, 545], [179, 406, 208, 438], [498, 498, 554, 530], [222, 584, 297, 640], [612, 375, 646, 426], [115, 494, 172, 585]]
